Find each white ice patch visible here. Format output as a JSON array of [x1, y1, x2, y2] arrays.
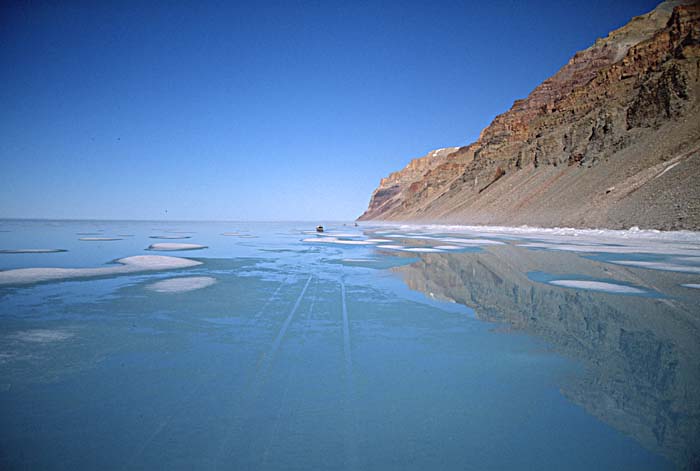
[[12, 329, 74, 343], [549, 280, 645, 294], [518, 242, 700, 257], [609, 260, 700, 274], [0, 249, 66, 254], [146, 276, 216, 293], [433, 245, 464, 250], [682, 283, 700, 289], [147, 243, 208, 251], [302, 237, 375, 245], [79, 237, 122, 241], [0, 255, 202, 286], [401, 247, 445, 253]]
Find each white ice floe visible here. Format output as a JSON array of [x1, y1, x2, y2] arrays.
[[12, 329, 74, 343], [609, 260, 700, 274], [549, 280, 646, 294], [146, 276, 216, 293], [302, 237, 375, 245], [0, 249, 67, 254], [147, 243, 208, 251], [433, 237, 505, 245], [316, 232, 362, 238], [401, 247, 445, 253], [79, 237, 122, 241], [433, 245, 464, 250], [682, 284, 700, 289], [376, 245, 404, 250], [518, 242, 700, 257], [0, 255, 201, 286]]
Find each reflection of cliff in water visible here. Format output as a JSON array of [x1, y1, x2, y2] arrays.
[[393, 246, 700, 469]]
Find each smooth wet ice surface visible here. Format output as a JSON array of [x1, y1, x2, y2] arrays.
[[1, 220, 699, 470]]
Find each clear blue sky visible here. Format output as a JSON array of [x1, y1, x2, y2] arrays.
[[0, 0, 659, 221]]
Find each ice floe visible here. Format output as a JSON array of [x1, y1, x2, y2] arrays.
[[0, 255, 201, 286], [0, 249, 67, 254], [548, 280, 646, 294], [147, 243, 208, 251], [302, 237, 375, 245], [682, 284, 700, 289], [609, 260, 700, 274], [146, 276, 216, 293], [79, 237, 122, 241], [12, 329, 74, 343]]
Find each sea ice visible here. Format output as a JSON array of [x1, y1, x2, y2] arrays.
[[145, 276, 216, 293], [147, 243, 208, 251], [548, 280, 646, 294], [79, 237, 122, 241], [609, 260, 700, 274], [149, 235, 192, 240], [0, 255, 201, 285], [0, 249, 67, 254], [12, 329, 74, 343]]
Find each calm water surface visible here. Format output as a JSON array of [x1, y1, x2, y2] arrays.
[[1, 220, 699, 470]]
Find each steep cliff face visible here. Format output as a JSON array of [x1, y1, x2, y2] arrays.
[[359, 1, 700, 230]]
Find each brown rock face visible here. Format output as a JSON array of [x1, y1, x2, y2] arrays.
[[359, 1, 700, 230]]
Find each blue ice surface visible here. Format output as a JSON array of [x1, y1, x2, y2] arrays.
[[1, 220, 696, 470]]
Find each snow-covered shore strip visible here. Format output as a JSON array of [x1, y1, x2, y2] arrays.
[[0, 255, 201, 286], [366, 222, 700, 243]]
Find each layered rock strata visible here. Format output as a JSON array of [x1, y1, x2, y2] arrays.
[[359, 1, 700, 230]]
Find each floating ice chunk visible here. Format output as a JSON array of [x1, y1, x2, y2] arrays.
[[609, 260, 700, 274], [433, 245, 464, 250], [0, 255, 202, 286], [549, 280, 646, 294], [682, 283, 700, 289], [146, 276, 216, 293], [316, 232, 362, 238], [302, 237, 375, 245], [12, 329, 74, 343], [434, 238, 505, 245], [519, 242, 700, 256], [376, 245, 404, 250], [147, 243, 208, 251], [79, 237, 122, 241], [0, 249, 67, 254], [402, 247, 445, 253], [149, 235, 192, 240]]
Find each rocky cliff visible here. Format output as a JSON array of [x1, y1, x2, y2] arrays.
[[359, 1, 700, 230]]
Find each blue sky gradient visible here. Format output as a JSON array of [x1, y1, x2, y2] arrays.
[[0, 0, 659, 220]]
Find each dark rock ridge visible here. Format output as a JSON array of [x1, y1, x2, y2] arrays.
[[359, 1, 700, 230]]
